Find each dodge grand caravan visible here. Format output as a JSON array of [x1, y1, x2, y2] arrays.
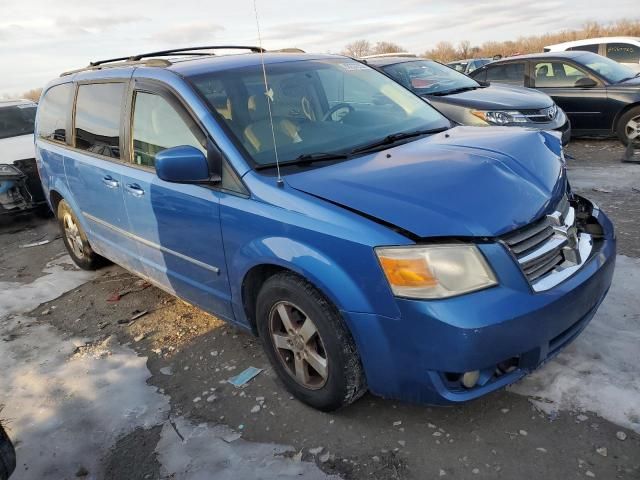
[[36, 46, 616, 411]]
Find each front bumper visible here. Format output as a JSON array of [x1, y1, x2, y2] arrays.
[[0, 159, 48, 216], [344, 197, 615, 404]]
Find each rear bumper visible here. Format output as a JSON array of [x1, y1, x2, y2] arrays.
[[344, 200, 615, 404]]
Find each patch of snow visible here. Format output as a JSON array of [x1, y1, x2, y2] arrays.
[[510, 255, 640, 433], [1, 254, 337, 480], [155, 417, 337, 480], [0, 255, 95, 316], [0, 257, 169, 479]]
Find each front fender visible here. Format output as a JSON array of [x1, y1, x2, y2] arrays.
[[228, 236, 391, 328]]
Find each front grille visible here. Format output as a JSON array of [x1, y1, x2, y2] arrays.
[[518, 106, 557, 123], [502, 196, 571, 283]]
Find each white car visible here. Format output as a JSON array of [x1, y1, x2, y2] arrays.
[[545, 37, 640, 73], [0, 99, 49, 217]]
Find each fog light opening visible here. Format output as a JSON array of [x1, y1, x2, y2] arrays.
[[461, 370, 480, 389]]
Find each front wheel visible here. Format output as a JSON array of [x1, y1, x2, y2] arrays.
[[256, 272, 367, 411], [616, 106, 640, 146], [57, 199, 106, 270]]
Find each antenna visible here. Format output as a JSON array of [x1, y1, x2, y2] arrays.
[[253, 0, 283, 186]]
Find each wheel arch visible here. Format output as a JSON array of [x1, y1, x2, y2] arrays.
[[233, 237, 388, 335], [613, 102, 640, 133]]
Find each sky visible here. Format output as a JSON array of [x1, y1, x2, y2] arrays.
[[0, 0, 636, 96]]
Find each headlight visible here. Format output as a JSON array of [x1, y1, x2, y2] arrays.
[[471, 110, 528, 125], [375, 244, 497, 299], [0, 164, 22, 176]]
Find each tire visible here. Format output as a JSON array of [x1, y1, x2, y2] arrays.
[[616, 106, 640, 146], [57, 199, 106, 270], [256, 272, 367, 411], [0, 424, 16, 480]]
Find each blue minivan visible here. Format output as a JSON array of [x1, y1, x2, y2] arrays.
[[36, 47, 616, 411]]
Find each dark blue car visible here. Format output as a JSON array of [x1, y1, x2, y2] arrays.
[[35, 47, 615, 411]]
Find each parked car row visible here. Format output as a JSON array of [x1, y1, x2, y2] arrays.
[[469, 51, 640, 144], [364, 55, 571, 144], [34, 46, 615, 411]]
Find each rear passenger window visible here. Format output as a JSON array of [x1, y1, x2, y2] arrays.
[[485, 63, 525, 85], [74, 83, 125, 159], [37, 83, 73, 143], [606, 43, 640, 63], [132, 92, 205, 167]]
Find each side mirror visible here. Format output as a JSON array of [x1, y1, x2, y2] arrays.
[[575, 77, 597, 88], [477, 80, 491, 87], [155, 145, 220, 184]]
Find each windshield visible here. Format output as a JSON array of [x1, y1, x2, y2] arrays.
[[189, 59, 450, 167], [382, 60, 480, 95], [0, 104, 36, 140], [579, 52, 637, 83]]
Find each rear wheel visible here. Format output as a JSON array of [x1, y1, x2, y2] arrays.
[[57, 199, 106, 270], [616, 106, 640, 145], [256, 272, 366, 411]]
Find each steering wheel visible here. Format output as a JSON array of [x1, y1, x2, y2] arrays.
[[322, 103, 355, 122]]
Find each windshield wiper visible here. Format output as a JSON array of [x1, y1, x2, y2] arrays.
[[349, 127, 449, 155], [617, 72, 640, 83], [254, 151, 349, 170], [430, 86, 479, 96]]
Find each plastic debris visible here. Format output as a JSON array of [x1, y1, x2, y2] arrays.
[[228, 366, 262, 387], [20, 240, 50, 248], [130, 310, 149, 321]]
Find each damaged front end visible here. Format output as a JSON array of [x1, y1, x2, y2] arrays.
[[0, 159, 48, 217]]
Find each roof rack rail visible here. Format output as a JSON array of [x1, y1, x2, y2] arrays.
[[60, 45, 265, 77], [90, 45, 265, 66]]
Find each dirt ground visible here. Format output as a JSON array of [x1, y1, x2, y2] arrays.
[[1, 139, 639, 480]]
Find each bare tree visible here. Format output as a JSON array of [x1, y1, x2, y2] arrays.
[[457, 40, 472, 59], [372, 41, 405, 55], [422, 19, 640, 61], [342, 40, 372, 58], [426, 41, 458, 62], [21, 88, 42, 103]]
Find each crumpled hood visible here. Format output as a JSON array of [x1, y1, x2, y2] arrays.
[[286, 126, 566, 238], [0, 134, 35, 164], [428, 84, 553, 111]]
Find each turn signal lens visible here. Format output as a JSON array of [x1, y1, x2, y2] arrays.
[[376, 245, 497, 299], [378, 256, 438, 288]]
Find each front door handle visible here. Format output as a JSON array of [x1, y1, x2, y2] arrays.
[[102, 175, 119, 189], [125, 183, 145, 197]]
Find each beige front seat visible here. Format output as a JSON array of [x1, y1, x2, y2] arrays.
[[244, 94, 301, 153]]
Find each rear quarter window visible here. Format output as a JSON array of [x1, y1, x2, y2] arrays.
[[37, 83, 74, 143], [74, 83, 126, 159], [606, 43, 640, 63], [568, 44, 600, 54], [485, 63, 525, 85]]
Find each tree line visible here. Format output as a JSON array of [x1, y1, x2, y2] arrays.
[[342, 19, 640, 62]]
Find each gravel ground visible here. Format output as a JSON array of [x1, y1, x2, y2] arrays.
[[1, 139, 639, 480]]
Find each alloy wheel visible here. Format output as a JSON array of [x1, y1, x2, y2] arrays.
[[626, 115, 640, 141], [268, 301, 329, 389], [63, 213, 84, 259]]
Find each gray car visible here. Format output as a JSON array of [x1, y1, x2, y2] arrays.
[[447, 57, 492, 75], [366, 56, 571, 145]]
